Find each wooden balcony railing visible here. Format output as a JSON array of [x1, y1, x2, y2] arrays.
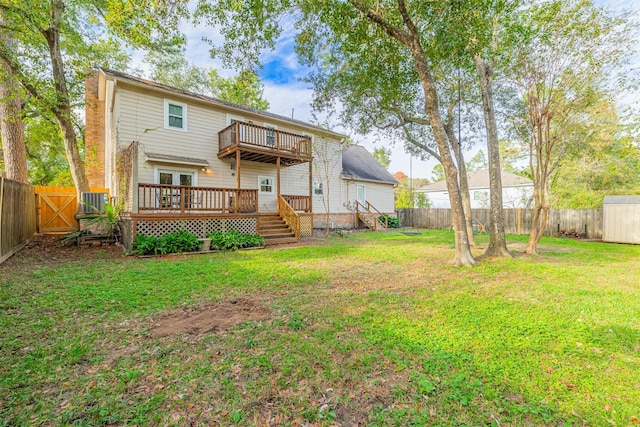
[[218, 121, 312, 157], [282, 194, 311, 212], [138, 184, 258, 214]]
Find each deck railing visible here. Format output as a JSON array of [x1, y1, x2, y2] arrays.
[[356, 200, 388, 229], [138, 184, 258, 214], [219, 121, 312, 156], [278, 195, 300, 239], [281, 194, 311, 212]]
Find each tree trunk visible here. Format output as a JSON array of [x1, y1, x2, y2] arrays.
[[0, 13, 29, 184], [446, 114, 475, 246], [410, 43, 475, 266], [473, 55, 510, 258], [348, 0, 474, 265], [46, 0, 89, 210]]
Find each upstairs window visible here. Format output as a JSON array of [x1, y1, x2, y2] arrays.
[[164, 99, 187, 131]]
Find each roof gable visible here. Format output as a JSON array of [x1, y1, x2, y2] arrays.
[[341, 146, 398, 185]]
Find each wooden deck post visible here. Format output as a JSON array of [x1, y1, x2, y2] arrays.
[[276, 156, 281, 201], [308, 160, 313, 213]]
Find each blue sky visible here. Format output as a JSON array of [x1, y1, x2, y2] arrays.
[[176, 0, 639, 180]]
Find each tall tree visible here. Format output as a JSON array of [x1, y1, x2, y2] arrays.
[[146, 50, 270, 110], [508, 0, 633, 254], [0, 0, 186, 208], [0, 11, 27, 183], [550, 97, 640, 208], [196, 1, 479, 265]]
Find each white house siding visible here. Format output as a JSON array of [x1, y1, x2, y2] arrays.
[[420, 185, 533, 209], [312, 137, 345, 215], [106, 79, 349, 214]]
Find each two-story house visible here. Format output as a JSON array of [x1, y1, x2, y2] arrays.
[[85, 67, 397, 246]]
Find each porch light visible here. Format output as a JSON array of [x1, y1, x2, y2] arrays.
[[230, 159, 236, 177]]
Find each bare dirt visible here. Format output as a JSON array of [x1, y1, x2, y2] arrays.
[[0, 233, 125, 270], [151, 298, 271, 339]]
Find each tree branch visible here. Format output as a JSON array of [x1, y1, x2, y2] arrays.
[[348, 0, 411, 44]]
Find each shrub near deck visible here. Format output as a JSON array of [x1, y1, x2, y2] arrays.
[[0, 230, 639, 425]]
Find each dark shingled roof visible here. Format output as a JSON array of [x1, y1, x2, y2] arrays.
[[98, 67, 345, 138], [341, 145, 398, 185]]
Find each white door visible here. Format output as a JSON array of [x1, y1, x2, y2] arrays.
[[158, 169, 195, 186], [357, 184, 366, 206], [156, 168, 196, 209]]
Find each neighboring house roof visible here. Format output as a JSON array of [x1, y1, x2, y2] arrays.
[[97, 66, 345, 139], [419, 170, 532, 192], [341, 145, 398, 185]]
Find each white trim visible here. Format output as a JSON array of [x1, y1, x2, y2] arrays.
[[226, 114, 245, 126], [164, 99, 187, 132], [153, 165, 199, 186], [258, 175, 275, 195]]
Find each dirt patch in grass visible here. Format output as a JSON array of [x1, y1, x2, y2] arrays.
[[151, 298, 271, 339], [1, 233, 124, 269], [507, 242, 577, 253]]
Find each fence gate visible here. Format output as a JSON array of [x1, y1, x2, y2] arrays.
[[34, 186, 109, 233]]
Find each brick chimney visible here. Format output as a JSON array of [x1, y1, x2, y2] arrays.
[[85, 71, 105, 188]]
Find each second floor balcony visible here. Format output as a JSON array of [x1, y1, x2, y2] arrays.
[[218, 121, 313, 166]]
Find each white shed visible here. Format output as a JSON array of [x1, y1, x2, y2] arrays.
[[602, 196, 640, 244]]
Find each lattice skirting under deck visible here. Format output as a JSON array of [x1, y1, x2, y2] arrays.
[[118, 216, 258, 250], [299, 213, 313, 237], [131, 217, 257, 243]]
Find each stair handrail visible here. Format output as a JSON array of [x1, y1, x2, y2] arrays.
[[355, 200, 388, 229], [278, 195, 300, 239]]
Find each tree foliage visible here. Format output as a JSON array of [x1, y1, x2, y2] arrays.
[[372, 147, 391, 169], [0, 0, 185, 199], [146, 49, 269, 110], [507, 0, 634, 254]]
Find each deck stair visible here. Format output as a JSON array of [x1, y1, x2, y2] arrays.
[[258, 214, 298, 245], [356, 201, 389, 230]]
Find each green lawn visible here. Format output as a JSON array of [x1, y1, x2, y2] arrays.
[[1, 230, 639, 426]]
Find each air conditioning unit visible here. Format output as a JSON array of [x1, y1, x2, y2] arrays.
[[81, 192, 109, 214]]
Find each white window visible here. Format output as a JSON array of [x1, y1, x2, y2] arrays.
[[164, 99, 187, 131], [474, 191, 481, 200], [313, 180, 324, 196], [258, 176, 274, 194], [155, 167, 197, 186], [226, 114, 245, 126], [264, 124, 277, 147], [356, 184, 366, 205]]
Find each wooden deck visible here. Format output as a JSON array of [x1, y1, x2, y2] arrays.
[[218, 121, 312, 166], [138, 184, 258, 214], [137, 183, 311, 216]]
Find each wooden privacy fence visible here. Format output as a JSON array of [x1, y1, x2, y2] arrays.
[[34, 186, 109, 233], [397, 208, 603, 239], [1, 178, 36, 264]]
